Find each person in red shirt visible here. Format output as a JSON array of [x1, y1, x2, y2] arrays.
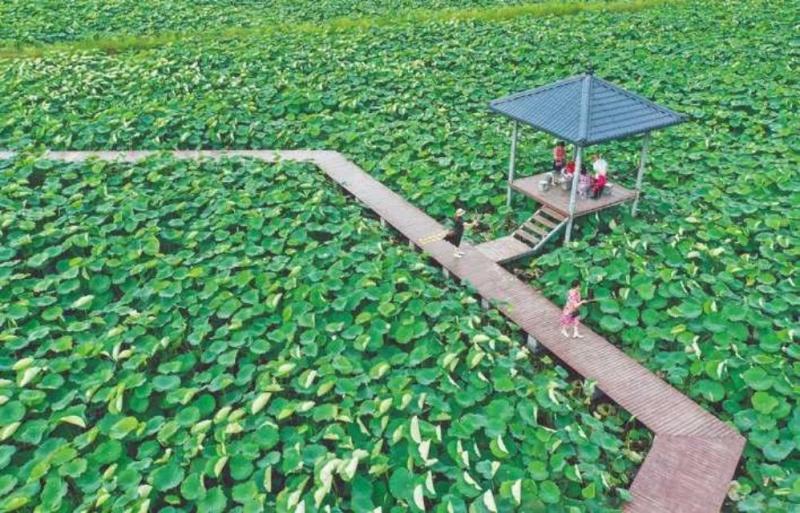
[[591, 173, 607, 198], [563, 159, 576, 177], [590, 154, 608, 199], [554, 159, 577, 190], [552, 141, 567, 172]]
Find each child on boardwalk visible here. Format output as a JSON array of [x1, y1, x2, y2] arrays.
[[445, 207, 477, 258], [561, 279, 587, 338]]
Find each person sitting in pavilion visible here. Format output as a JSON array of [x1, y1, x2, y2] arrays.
[[591, 153, 608, 199], [558, 159, 576, 186], [578, 165, 592, 199]]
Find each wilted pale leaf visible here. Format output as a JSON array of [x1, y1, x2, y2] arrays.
[[413, 484, 425, 510], [483, 489, 497, 513]]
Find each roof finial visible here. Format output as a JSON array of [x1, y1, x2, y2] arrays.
[[586, 65, 594, 76]]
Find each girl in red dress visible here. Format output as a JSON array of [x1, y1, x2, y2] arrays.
[[560, 280, 586, 338]]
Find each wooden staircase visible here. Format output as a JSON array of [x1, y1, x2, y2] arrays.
[[513, 207, 567, 253], [475, 207, 568, 264]]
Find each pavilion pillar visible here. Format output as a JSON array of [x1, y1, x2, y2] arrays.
[[506, 122, 519, 208], [631, 132, 651, 217], [564, 146, 583, 243]]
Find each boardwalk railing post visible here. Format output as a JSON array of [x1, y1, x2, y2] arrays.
[[631, 132, 650, 217], [564, 146, 583, 243], [526, 333, 540, 353], [506, 122, 519, 209]]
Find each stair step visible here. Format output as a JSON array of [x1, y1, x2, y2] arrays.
[[522, 222, 549, 237], [541, 207, 566, 221], [514, 229, 540, 245], [532, 213, 557, 229]]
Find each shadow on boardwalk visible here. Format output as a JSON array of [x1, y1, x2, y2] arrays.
[[0, 149, 745, 513]]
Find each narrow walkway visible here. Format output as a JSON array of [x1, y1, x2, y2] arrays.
[[0, 150, 745, 513]]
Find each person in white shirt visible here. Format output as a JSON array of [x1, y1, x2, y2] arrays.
[[592, 154, 608, 177], [591, 154, 608, 199]]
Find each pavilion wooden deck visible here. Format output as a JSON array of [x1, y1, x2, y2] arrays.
[[512, 172, 637, 217], [0, 150, 745, 513]]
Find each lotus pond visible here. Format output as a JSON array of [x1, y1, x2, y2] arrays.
[[0, 156, 646, 512], [0, 0, 797, 511], [0, 0, 552, 46]]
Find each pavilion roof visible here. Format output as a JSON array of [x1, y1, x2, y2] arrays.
[[489, 72, 686, 146]]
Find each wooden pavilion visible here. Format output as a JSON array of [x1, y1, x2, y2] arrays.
[[476, 71, 686, 264]]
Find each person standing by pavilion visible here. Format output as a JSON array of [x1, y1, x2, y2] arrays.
[[553, 140, 567, 173], [445, 207, 477, 258]]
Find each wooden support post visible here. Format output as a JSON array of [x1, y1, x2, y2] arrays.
[[631, 132, 650, 217], [481, 298, 489, 310], [408, 240, 415, 251], [506, 122, 519, 208], [564, 146, 583, 243], [380, 217, 386, 228], [442, 268, 450, 279], [526, 333, 540, 353]]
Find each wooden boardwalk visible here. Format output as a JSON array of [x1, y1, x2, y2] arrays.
[[0, 150, 745, 512], [474, 235, 533, 263]]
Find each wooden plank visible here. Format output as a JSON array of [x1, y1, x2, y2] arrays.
[[540, 206, 567, 221], [628, 435, 744, 513], [522, 221, 549, 237], [475, 237, 533, 263], [532, 213, 558, 228], [514, 229, 539, 245]]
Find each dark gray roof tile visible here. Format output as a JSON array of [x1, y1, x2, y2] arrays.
[[489, 73, 686, 146]]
